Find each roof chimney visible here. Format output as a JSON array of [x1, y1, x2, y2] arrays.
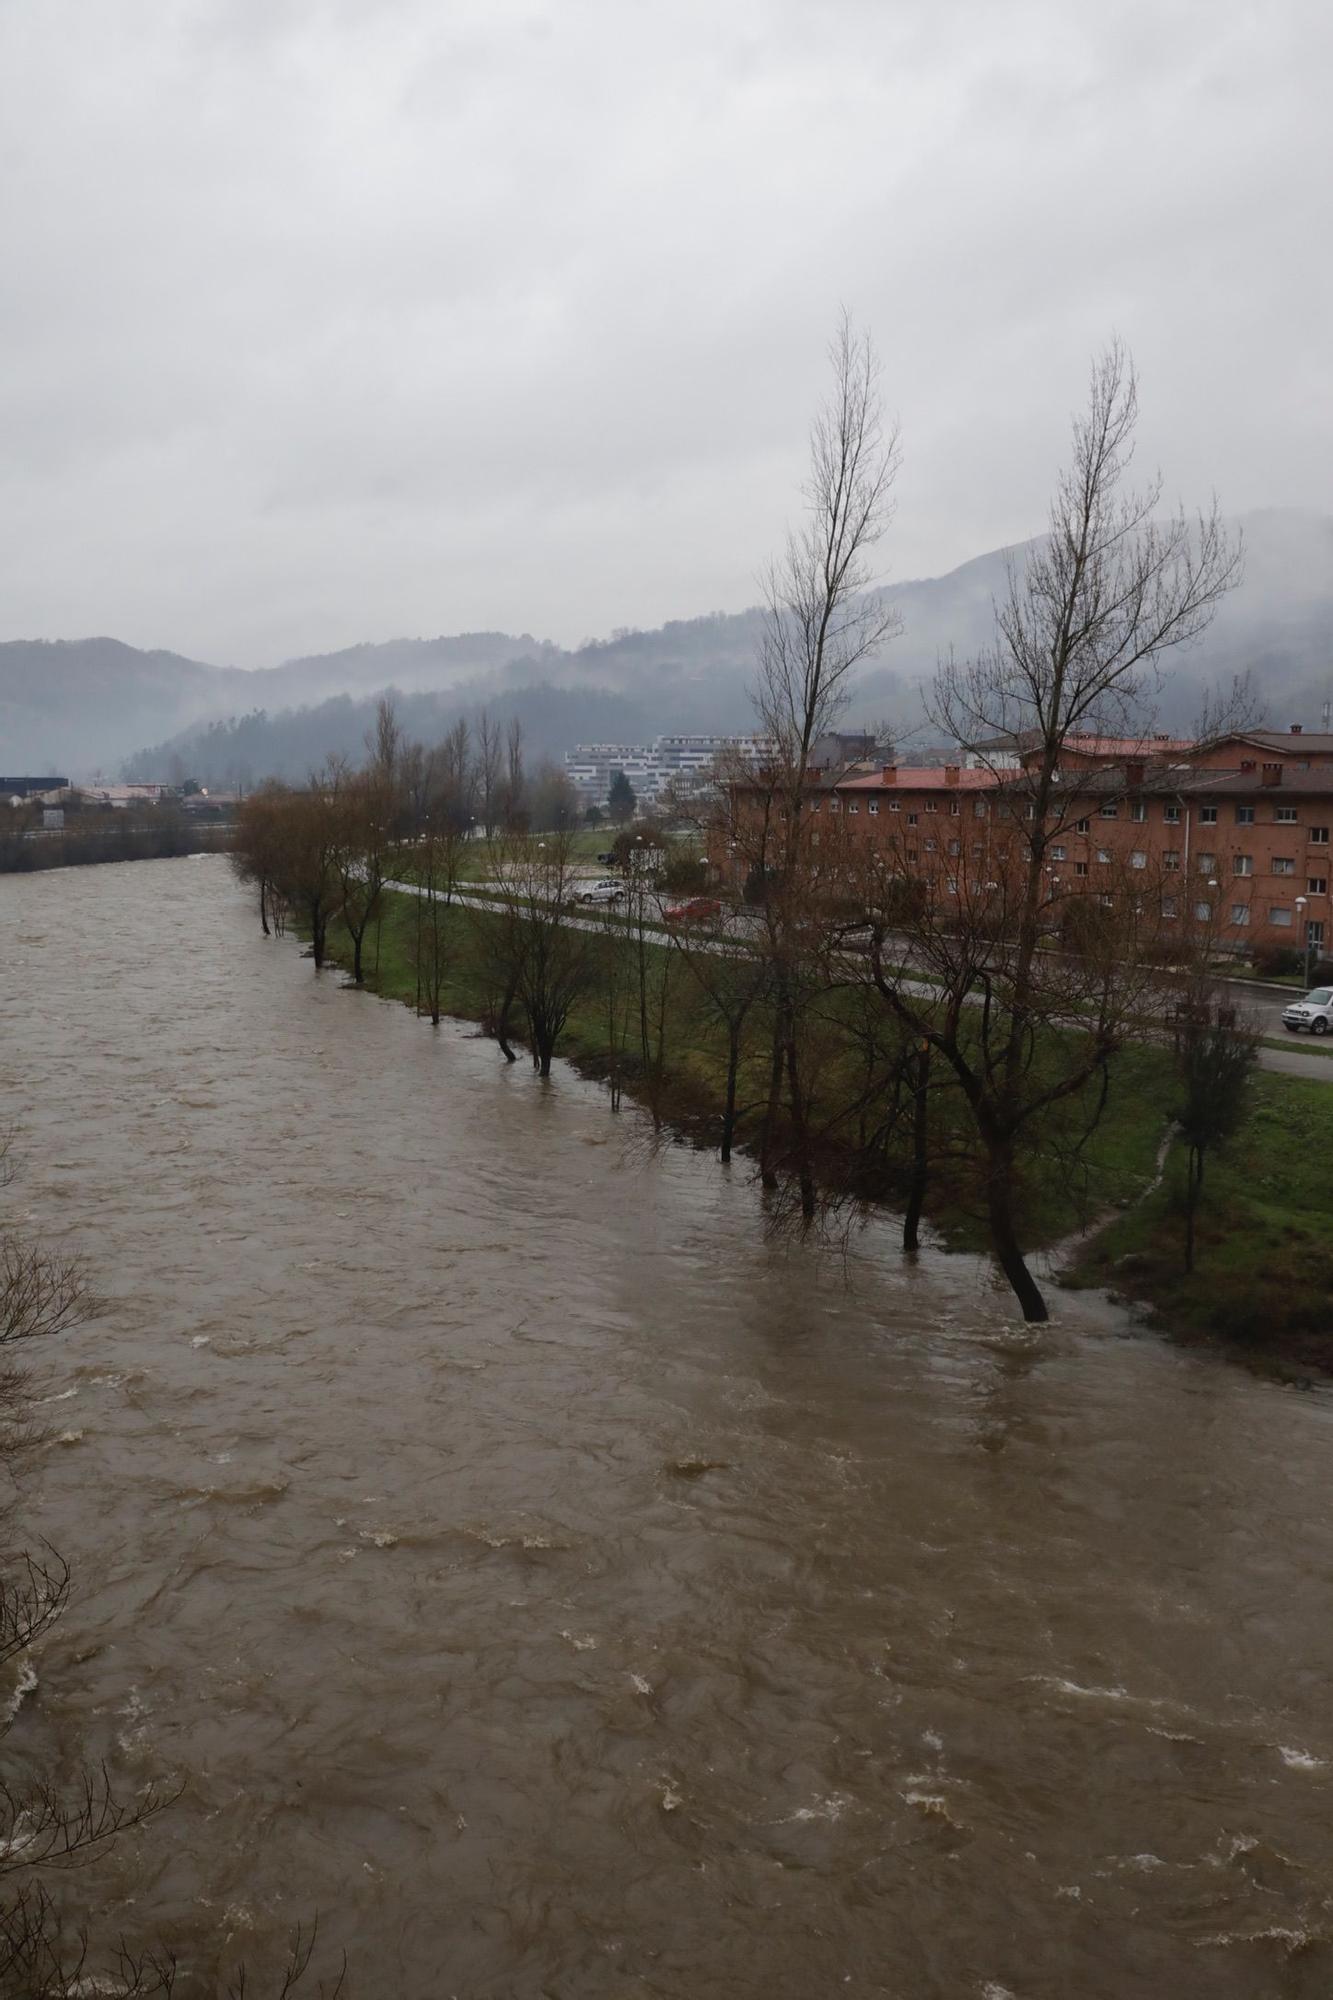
[[944, 764, 960, 786], [1125, 758, 1145, 787], [881, 764, 897, 784], [1239, 759, 1255, 772], [1291, 723, 1304, 734], [1260, 762, 1283, 787]]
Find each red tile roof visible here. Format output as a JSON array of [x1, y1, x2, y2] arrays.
[[1057, 735, 1195, 758], [835, 766, 998, 792]]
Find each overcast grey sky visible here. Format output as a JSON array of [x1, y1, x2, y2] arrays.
[[1, 0, 1327, 667]]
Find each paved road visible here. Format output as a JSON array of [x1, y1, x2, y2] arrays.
[[387, 880, 1333, 1085]]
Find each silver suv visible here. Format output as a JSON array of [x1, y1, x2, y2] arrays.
[[1282, 986, 1333, 1035]]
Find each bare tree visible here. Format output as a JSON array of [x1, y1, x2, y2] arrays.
[[481, 832, 596, 1075], [476, 710, 503, 839], [873, 343, 1242, 1320], [1168, 981, 1259, 1273], [750, 311, 901, 1216]]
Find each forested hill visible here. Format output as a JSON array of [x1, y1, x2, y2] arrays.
[[3, 509, 1327, 779]]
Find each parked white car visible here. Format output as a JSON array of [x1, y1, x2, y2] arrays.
[[577, 879, 625, 905], [1282, 986, 1333, 1035]]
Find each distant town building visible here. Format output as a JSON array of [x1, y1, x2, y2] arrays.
[[565, 734, 778, 810], [3, 775, 68, 802]]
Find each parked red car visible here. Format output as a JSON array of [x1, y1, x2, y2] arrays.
[[663, 896, 722, 926]]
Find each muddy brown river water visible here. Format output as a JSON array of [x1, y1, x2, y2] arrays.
[[2, 856, 1331, 1997]]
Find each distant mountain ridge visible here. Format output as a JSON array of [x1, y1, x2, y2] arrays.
[[3, 509, 1328, 780]]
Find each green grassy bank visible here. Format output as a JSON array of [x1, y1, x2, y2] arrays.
[[1065, 1073, 1333, 1373], [317, 888, 1332, 1368]]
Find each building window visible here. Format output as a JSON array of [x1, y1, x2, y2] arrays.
[[1096, 847, 1111, 864], [947, 877, 959, 896], [907, 812, 918, 826], [889, 799, 900, 812], [974, 800, 988, 819], [1273, 857, 1295, 875], [1270, 906, 1293, 926], [1163, 804, 1181, 824], [847, 801, 859, 814], [1129, 801, 1146, 822], [868, 800, 879, 816], [1308, 920, 1326, 947], [1311, 826, 1329, 845], [948, 839, 961, 855], [1233, 855, 1253, 876], [1194, 901, 1212, 922], [924, 800, 938, 814], [1230, 904, 1250, 926], [1275, 806, 1298, 824], [828, 799, 839, 813], [1076, 818, 1090, 834], [949, 800, 961, 816], [1130, 850, 1147, 869], [1162, 897, 1178, 918], [1199, 806, 1218, 825], [906, 847, 918, 862], [1075, 861, 1089, 877], [1235, 805, 1254, 825], [1308, 876, 1328, 895], [971, 842, 984, 857], [1100, 803, 1119, 818], [1100, 894, 1115, 908], [1164, 850, 1181, 871], [924, 838, 937, 853], [1050, 844, 1067, 861], [1197, 853, 1216, 875], [810, 800, 821, 813]]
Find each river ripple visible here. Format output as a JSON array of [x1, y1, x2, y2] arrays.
[[2, 856, 1331, 1997]]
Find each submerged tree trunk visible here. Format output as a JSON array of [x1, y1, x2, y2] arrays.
[[784, 1031, 815, 1221], [720, 1028, 742, 1164], [759, 1019, 784, 1190], [259, 879, 270, 937], [903, 1042, 930, 1254], [985, 1143, 1048, 1323]]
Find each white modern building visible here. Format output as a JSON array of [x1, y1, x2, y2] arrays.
[[565, 734, 777, 810]]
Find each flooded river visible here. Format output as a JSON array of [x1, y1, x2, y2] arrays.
[[2, 856, 1331, 1997]]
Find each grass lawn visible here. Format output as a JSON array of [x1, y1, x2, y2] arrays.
[[1066, 1071, 1333, 1362]]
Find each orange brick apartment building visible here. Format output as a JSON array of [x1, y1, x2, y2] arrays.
[[775, 725, 1333, 959]]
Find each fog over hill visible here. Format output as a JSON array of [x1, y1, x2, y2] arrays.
[[4, 510, 1328, 783]]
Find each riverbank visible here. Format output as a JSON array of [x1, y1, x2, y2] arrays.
[[313, 887, 1333, 1371], [0, 819, 231, 873], [319, 888, 1159, 1241], [1064, 1072, 1333, 1376]]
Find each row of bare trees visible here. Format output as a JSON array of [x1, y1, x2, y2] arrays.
[[234, 323, 1255, 1327], [695, 320, 1251, 1321]]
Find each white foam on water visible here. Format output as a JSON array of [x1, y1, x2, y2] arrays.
[[629, 1673, 652, 1696], [1, 1659, 38, 1728], [1277, 1744, 1323, 1770], [658, 1781, 683, 1812], [1196, 1927, 1309, 1952], [559, 1630, 597, 1651], [359, 1530, 399, 1549]]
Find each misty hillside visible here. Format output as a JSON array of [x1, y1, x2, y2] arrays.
[[4, 510, 1328, 781]]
